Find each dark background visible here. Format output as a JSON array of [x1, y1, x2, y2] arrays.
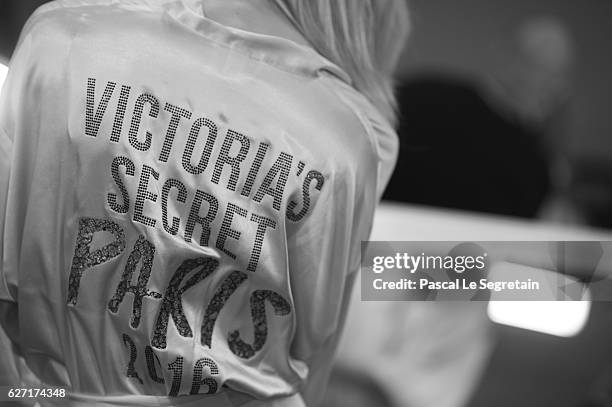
[[398, 0, 612, 162]]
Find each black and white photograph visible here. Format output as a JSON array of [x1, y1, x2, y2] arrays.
[[1, 1, 612, 406]]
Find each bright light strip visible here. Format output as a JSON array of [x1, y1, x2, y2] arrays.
[[488, 300, 590, 337], [486, 262, 591, 337], [0, 62, 8, 94]]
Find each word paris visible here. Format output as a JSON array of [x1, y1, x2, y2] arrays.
[[67, 217, 291, 359]]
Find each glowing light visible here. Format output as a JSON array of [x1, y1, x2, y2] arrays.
[[487, 262, 591, 337], [0, 63, 8, 94], [488, 300, 590, 337]]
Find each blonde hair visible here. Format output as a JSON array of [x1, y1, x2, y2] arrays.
[[274, 0, 410, 125]]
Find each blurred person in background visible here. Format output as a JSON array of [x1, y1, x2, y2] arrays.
[[384, 16, 579, 222], [490, 16, 579, 223], [491, 16, 612, 230], [383, 72, 551, 217], [0, 1, 408, 406], [369, 13, 577, 407]]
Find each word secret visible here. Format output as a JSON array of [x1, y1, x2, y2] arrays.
[[85, 77, 326, 272]]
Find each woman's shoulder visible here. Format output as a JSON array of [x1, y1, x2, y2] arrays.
[[314, 72, 399, 196]]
